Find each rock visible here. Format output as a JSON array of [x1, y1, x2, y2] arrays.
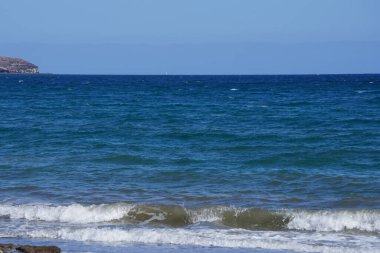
[[0, 56, 39, 74], [16, 246, 61, 253], [0, 244, 61, 253], [0, 244, 16, 253]]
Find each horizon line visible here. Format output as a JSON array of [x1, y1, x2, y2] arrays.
[[1, 73, 380, 76], [27, 73, 380, 76]]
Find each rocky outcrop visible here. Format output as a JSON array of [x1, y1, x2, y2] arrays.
[[0, 244, 15, 253], [0, 244, 60, 253], [16, 246, 60, 253], [0, 56, 39, 74]]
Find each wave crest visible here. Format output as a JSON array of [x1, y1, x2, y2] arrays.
[[288, 210, 380, 232], [1, 203, 380, 233]]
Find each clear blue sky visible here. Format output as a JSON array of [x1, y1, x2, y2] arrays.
[[1, 0, 379, 74]]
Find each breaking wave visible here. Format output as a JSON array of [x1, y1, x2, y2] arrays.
[[1, 203, 380, 233]]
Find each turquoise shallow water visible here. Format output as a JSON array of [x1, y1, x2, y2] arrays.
[[0, 74, 380, 253]]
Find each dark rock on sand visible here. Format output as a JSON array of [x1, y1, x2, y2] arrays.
[[0, 243, 16, 252], [16, 246, 60, 253], [0, 244, 60, 253]]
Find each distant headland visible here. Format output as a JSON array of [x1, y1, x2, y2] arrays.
[[0, 56, 39, 74]]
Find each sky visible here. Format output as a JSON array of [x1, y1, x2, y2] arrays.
[[0, 0, 379, 74]]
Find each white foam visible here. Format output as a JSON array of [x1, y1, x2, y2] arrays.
[[0, 203, 134, 223], [187, 206, 236, 223], [25, 227, 380, 253], [287, 210, 380, 232]]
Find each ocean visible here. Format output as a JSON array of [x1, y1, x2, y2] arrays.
[[0, 74, 379, 253]]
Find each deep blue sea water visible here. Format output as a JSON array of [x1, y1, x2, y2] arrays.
[[0, 74, 379, 253]]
